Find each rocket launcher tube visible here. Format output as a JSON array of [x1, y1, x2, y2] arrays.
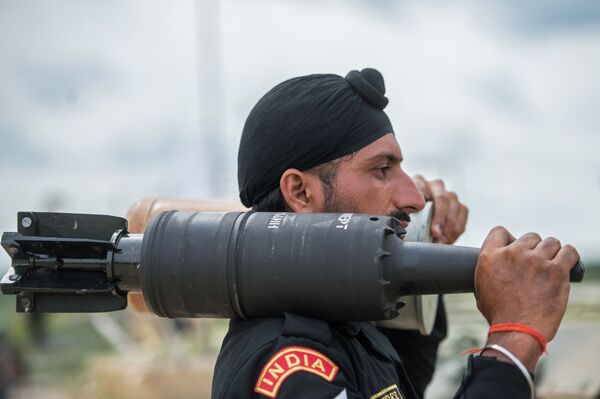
[[1, 211, 584, 317]]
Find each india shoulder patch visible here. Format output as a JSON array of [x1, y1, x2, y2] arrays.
[[254, 346, 339, 398]]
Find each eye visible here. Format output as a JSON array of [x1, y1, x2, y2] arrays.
[[374, 165, 391, 179]]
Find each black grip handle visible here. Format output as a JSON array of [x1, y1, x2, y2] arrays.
[[394, 243, 586, 296], [570, 261, 585, 282]]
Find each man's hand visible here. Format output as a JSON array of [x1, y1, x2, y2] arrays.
[[475, 226, 580, 370], [412, 175, 468, 244]]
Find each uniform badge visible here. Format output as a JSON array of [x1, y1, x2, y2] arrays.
[[369, 384, 403, 399], [254, 346, 339, 398]]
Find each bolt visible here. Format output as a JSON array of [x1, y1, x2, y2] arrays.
[[21, 217, 32, 228], [20, 297, 32, 312], [8, 274, 19, 281]]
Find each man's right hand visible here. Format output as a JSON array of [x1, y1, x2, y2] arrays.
[[474, 226, 580, 370]]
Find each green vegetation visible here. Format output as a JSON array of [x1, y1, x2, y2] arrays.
[[1, 296, 114, 385]]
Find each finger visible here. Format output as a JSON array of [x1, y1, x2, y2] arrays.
[[412, 175, 431, 199], [536, 237, 561, 259], [482, 226, 516, 249], [441, 202, 468, 245], [514, 232, 543, 250], [440, 192, 460, 243], [429, 180, 449, 239], [553, 244, 580, 273]]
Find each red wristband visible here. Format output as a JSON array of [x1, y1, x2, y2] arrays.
[[488, 323, 548, 354]]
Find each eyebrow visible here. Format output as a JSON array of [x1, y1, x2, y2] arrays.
[[364, 152, 403, 165]]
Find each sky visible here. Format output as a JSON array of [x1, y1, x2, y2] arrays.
[[0, 0, 599, 270]]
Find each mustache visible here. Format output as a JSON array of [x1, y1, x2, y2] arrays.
[[389, 210, 411, 223]]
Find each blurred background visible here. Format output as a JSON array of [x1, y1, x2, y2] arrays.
[[0, 0, 598, 398]]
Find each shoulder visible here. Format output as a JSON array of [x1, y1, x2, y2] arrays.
[[212, 313, 353, 399], [214, 313, 339, 375], [218, 313, 337, 361]]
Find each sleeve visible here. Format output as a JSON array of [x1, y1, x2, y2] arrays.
[[220, 339, 361, 399], [377, 296, 448, 398], [453, 355, 533, 399]]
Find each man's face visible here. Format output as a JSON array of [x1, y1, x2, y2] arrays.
[[314, 133, 426, 224]]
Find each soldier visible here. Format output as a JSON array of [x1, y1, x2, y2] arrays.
[[212, 68, 579, 398]]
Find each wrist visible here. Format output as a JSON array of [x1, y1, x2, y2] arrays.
[[481, 331, 542, 372]]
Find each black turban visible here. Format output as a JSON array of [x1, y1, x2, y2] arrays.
[[238, 68, 394, 208]]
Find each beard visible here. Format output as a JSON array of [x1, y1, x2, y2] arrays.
[[321, 190, 411, 223]]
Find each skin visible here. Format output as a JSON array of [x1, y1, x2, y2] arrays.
[[413, 174, 469, 244], [476, 228, 578, 370], [281, 134, 426, 218], [279, 132, 580, 372]]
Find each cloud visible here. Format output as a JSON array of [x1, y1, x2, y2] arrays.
[[0, 0, 599, 260]]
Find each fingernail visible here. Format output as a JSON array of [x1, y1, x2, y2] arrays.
[[436, 224, 444, 234]]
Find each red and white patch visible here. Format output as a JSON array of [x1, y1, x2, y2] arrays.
[[254, 346, 339, 398]]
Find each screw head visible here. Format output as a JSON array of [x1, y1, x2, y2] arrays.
[[21, 217, 32, 228], [20, 297, 32, 312]]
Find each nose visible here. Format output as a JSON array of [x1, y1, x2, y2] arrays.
[[391, 171, 426, 214]]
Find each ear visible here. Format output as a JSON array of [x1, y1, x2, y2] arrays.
[[279, 168, 325, 212]]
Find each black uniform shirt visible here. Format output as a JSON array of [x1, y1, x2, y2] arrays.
[[213, 312, 416, 399], [212, 312, 532, 399]]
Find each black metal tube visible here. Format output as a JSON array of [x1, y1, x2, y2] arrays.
[[139, 211, 585, 321], [113, 234, 143, 292], [390, 242, 479, 295], [140, 211, 404, 320]]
